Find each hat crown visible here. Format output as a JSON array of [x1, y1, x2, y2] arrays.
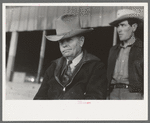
[[56, 14, 81, 35], [117, 9, 140, 19]]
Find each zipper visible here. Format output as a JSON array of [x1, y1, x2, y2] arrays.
[[55, 76, 65, 91], [63, 87, 66, 91]]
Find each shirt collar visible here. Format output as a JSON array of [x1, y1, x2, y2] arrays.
[[67, 52, 83, 66], [120, 37, 136, 48]]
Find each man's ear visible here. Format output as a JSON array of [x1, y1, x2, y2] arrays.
[[79, 36, 84, 47], [132, 23, 138, 32]]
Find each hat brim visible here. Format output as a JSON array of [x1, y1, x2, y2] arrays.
[[109, 15, 143, 26], [45, 28, 93, 41]]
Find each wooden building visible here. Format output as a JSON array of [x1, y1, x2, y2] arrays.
[[5, 6, 144, 83]]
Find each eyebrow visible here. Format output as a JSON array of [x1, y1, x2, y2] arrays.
[[118, 23, 126, 26]]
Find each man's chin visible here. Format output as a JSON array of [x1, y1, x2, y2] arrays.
[[119, 38, 125, 41], [62, 53, 71, 58]]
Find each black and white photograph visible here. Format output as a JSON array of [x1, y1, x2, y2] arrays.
[[3, 2, 148, 121]]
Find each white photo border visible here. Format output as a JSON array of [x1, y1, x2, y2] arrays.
[[2, 2, 148, 121]]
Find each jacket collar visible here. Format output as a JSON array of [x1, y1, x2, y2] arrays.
[[114, 38, 143, 49], [133, 38, 143, 48], [81, 49, 100, 62]]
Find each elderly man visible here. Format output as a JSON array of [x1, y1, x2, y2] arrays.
[[107, 9, 143, 100], [34, 14, 107, 100]]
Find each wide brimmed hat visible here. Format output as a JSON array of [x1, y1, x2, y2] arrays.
[[46, 14, 93, 41], [109, 9, 143, 26]]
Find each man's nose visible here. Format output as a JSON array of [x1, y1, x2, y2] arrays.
[[117, 26, 122, 33]]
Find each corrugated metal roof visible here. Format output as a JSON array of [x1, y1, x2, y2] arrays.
[[6, 6, 144, 32]]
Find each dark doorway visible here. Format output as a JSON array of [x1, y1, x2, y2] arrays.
[[41, 30, 61, 76], [14, 31, 42, 77], [83, 26, 114, 68]]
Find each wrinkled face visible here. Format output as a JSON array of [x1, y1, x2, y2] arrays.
[[117, 20, 136, 41], [59, 36, 84, 60]]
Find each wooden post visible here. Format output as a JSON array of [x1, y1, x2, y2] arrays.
[[113, 27, 117, 46], [6, 31, 18, 81], [36, 30, 46, 83]]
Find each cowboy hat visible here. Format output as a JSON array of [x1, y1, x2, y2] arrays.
[[45, 14, 93, 41], [109, 9, 143, 26]]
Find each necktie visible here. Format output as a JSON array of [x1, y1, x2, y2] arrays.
[[61, 60, 72, 86]]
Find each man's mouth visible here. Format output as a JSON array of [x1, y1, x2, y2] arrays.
[[119, 34, 123, 36], [63, 49, 71, 53]]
